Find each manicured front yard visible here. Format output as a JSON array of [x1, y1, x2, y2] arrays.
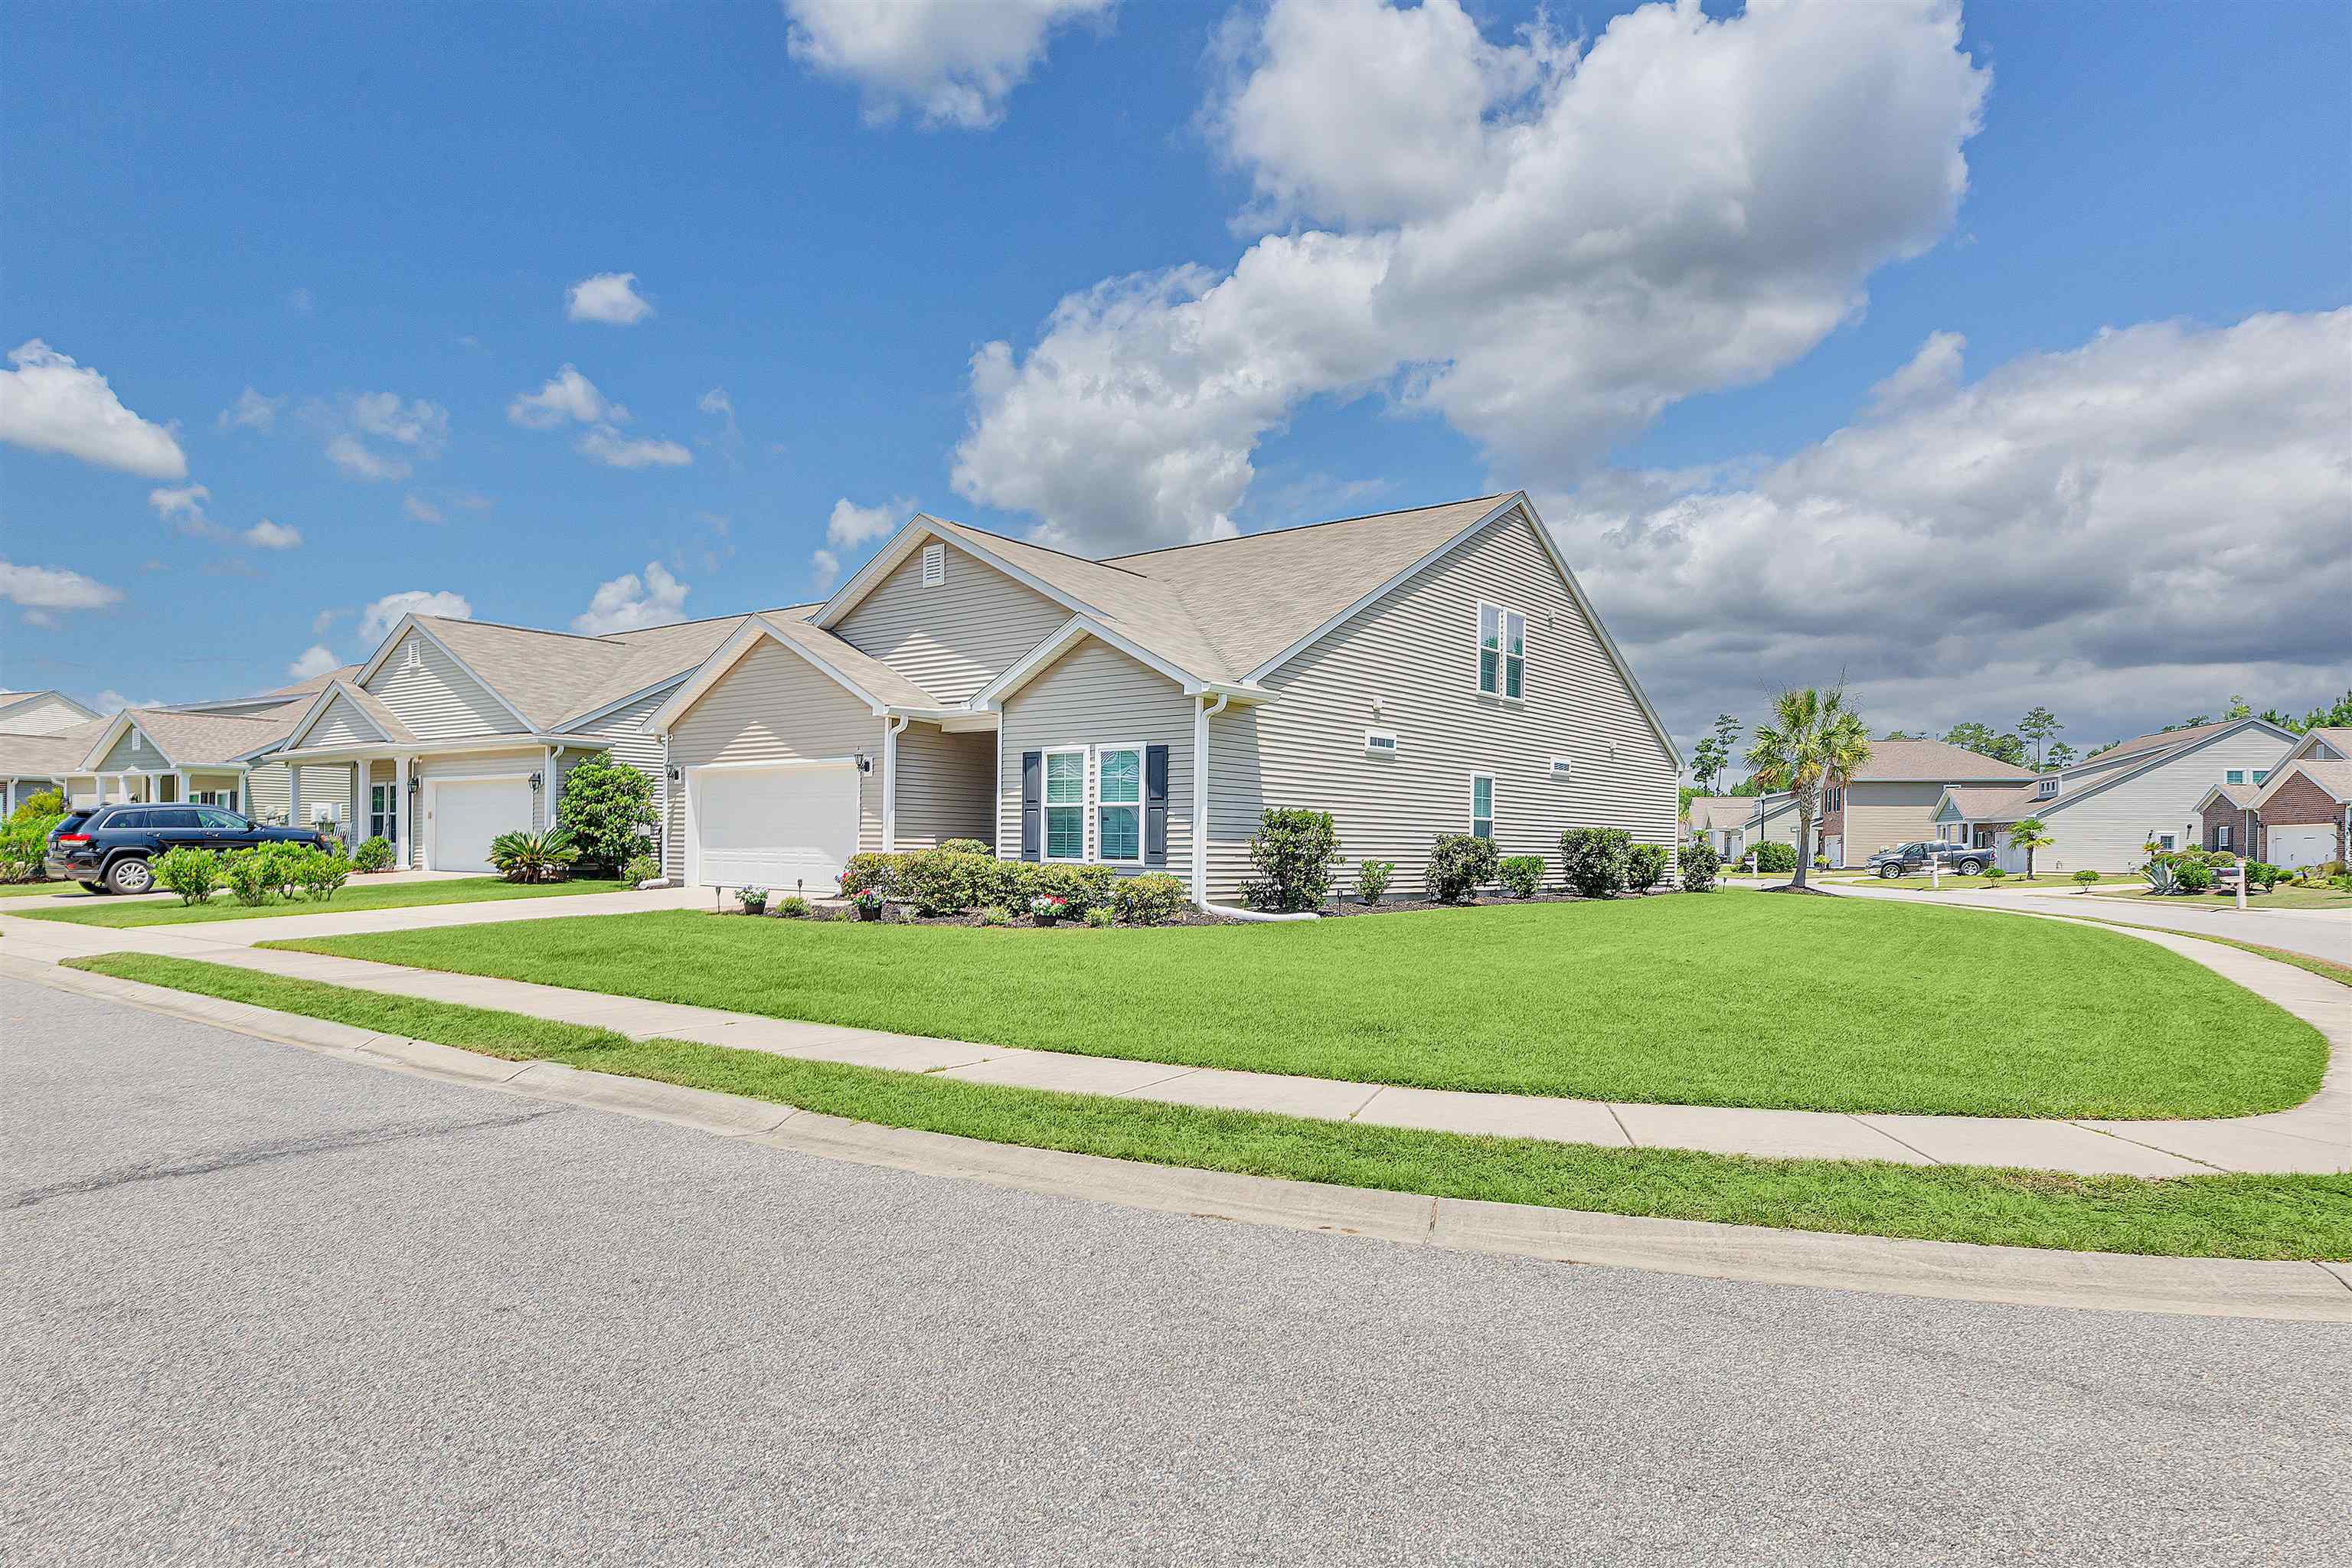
[[64, 954, 2352, 1260], [272, 893, 2325, 1120], [12, 876, 630, 928], [2091, 884, 2352, 911], [1819, 873, 2143, 891], [0, 880, 83, 899]]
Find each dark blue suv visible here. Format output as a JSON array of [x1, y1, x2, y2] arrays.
[[46, 804, 327, 895]]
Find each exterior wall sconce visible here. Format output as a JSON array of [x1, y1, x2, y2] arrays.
[[855, 753, 874, 774], [528, 771, 544, 792], [667, 766, 682, 781]]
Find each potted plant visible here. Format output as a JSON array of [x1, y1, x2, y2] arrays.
[[737, 885, 769, 916], [1029, 893, 1070, 926], [850, 887, 887, 922]]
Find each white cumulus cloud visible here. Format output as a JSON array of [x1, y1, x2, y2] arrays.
[[808, 495, 910, 586], [1553, 309, 2352, 747], [243, 519, 302, 550], [567, 272, 654, 325], [149, 483, 216, 537], [508, 365, 622, 429], [576, 427, 693, 469], [359, 590, 473, 644], [809, 547, 844, 593], [287, 645, 342, 680], [216, 386, 284, 432], [784, 0, 1112, 129], [0, 339, 188, 478], [954, 0, 1988, 554], [572, 561, 691, 634], [1, 560, 124, 612], [320, 391, 446, 482], [326, 433, 410, 482]]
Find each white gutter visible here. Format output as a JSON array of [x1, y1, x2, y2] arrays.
[[1191, 692, 1230, 906], [880, 714, 910, 851]]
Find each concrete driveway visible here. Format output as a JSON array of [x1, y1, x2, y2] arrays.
[[6, 978, 2347, 1566]]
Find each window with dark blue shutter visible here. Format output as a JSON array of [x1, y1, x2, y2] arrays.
[[1144, 744, 1169, 866], [1020, 750, 1043, 861]]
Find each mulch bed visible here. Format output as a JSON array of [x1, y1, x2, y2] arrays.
[[1318, 889, 1677, 916], [714, 887, 1690, 926]]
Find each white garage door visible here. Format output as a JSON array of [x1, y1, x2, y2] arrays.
[[688, 761, 859, 893], [430, 776, 534, 874], [2267, 825, 2336, 869]]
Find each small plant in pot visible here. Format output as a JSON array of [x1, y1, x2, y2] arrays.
[[1029, 893, 1070, 926], [850, 887, 887, 922], [737, 885, 769, 916]]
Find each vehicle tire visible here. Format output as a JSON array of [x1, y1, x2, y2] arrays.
[[103, 855, 155, 897], [1957, 858, 1987, 876], [1879, 863, 1902, 879], [77, 880, 106, 894]]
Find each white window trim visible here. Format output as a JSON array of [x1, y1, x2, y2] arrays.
[[1041, 745, 1089, 864], [1473, 601, 1527, 701], [1471, 770, 1496, 840], [2226, 769, 2246, 786], [2214, 823, 2231, 850], [1093, 742, 1145, 867]]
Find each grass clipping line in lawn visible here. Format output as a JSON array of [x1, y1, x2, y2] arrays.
[[66, 953, 2352, 1263], [265, 895, 2328, 1122]]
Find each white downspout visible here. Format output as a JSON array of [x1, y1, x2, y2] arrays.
[[1191, 693, 1229, 906], [881, 714, 910, 851]]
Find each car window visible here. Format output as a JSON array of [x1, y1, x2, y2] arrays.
[[197, 808, 245, 829], [106, 810, 150, 830], [153, 809, 203, 830]]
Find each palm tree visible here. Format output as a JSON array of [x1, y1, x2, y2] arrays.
[[1743, 687, 1872, 890], [2008, 816, 2054, 880]]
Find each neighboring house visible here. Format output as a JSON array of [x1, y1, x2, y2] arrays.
[[0, 689, 101, 737], [0, 720, 106, 812], [51, 709, 302, 814], [649, 492, 1680, 903], [254, 613, 764, 871], [1813, 739, 2036, 867], [2197, 727, 2352, 868], [1929, 717, 2300, 871], [1684, 795, 1758, 858]]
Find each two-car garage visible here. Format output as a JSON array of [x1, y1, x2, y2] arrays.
[[685, 760, 861, 895]]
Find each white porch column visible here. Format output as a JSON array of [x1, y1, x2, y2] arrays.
[[394, 754, 411, 866], [290, 765, 304, 833], [1190, 696, 1218, 906]]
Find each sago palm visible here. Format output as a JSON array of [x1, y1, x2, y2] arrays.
[[1743, 687, 1872, 890]]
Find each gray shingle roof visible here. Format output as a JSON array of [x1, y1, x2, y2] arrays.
[[2257, 759, 2352, 808], [1852, 738, 2037, 782], [1939, 784, 2039, 819], [2086, 718, 2250, 766], [758, 612, 947, 710], [109, 708, 301, 767], [0, 718, 109, 775]]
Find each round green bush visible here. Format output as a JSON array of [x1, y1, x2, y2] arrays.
[[1497, 855, 1546, 898], [2173, 861, 2215, 893], [1426, 835, 1498, 903]]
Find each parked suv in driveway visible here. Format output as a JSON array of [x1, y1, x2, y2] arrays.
[[1866, 840, 1994, 878], [45, 805, 327, 895]]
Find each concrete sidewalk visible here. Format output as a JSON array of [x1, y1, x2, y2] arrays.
[[5, 887, 2345, 1178]]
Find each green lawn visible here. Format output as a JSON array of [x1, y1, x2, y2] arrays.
[[0, 880, 83, 899], [270, 893, 2325, 1120], [64, 953, 2352, 1261], [1820, 873, 2143, 891], [13, 876, 630, 928], [2091, 884, 2352, 911]]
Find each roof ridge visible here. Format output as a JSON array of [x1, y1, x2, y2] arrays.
[[1102, 492, 1516, 564], [420, 614, 625, 646], [921, 515, 1155, 580]]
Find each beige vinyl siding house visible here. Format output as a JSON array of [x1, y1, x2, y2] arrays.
[[1201, 511, 1673, 900], [835, 541, 1072, 704], [368, 629, 522, 740], [894, 724, 994, 851], [997, 639, 1194, 878], [0, 690, 100, 736]]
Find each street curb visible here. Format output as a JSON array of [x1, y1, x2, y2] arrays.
[[15, 956, 2350, 1324]]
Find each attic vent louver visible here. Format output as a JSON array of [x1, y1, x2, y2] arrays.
[[921, 542, 946, 587], [1364, 729, 1400, 756]]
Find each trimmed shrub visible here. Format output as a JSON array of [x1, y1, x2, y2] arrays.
[[0, 815, 60, 883], [8, 789, 64, 824], [553, 753, 658, 874], [1112, 871, 1189, 926], [1680, 839, 1720, 893], [351, 835, 396, 873], [2245, 861, 2286, 893], [776, 894, 811, 918], [1626, 842, 1668, 893], [1024, 862, 1116, 913], [894, 849, 1002, 915], [2072, 868, 2102, 891], [1242, 807, 1341, 913], [1743, 841, 1798, 874], [839, 852, 900, 898], [977, 904, 1014, 926], [1560, 827, 1633, 897], [488, 828, 577, 884], [1354, 859, 1394, 904], [297, 848, 354, 902], [1497, 854, 1546, 898], [152, 846, 220, 905], [1983, 866, 2007, 880], [940, 838, 990, 855], [2173, 860, 2214, 893], [1082, 906, 1119, 929], [1426, 834, 1498, 904], [221, 848, 277, 906], [622, 853, 660, 885]]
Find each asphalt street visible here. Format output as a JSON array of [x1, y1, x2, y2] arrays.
[[5, 977, 2347, 1566]]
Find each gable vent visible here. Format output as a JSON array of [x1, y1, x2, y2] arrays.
[[404, 639, 422, 671], [1364, 729, 1400, 756], [921, 542, 946, 587]]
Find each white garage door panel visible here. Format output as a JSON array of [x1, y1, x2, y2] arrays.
[[432, 777, 534, 874], [2267, 825, 2335, 869], [690, 763, 858, 892]]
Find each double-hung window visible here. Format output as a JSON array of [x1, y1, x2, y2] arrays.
[[1096, 746, 1142, 864], [2226, 769, 2246, 786], [1043, 748, 1086, 861], [2252, 769, 2270, 785], [1471, 773, 1495, 841], [1477, 604, 1525, 698]]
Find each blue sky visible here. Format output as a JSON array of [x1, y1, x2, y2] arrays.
[[4, 0, 2346, 753]]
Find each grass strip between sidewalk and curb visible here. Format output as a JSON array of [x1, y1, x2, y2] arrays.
[[12, 877, 632, 928], [65, 952, 2352, 1263]]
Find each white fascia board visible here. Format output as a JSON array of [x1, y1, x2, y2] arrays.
[[279, 681, 395, 751], [273, 731, 573, 765], [77, 713, 172, 772], [973, 616, 1246, 710], [806, 518, 942, 629], [1240, 492, 1681, 769], [648, 617, 895, 735], [2038, 719, 2296, 818], [554, 671, 695, 734], [350, 614, 538, 737]]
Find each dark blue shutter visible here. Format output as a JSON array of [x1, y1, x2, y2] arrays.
[[1021, 750, 1043, 862], [1144, 745, 1170, 866]]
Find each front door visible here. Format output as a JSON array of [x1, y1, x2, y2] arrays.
[[369, 783, 400, 848]]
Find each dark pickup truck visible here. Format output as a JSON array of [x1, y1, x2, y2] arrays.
[[1865, 841, 1995, 877], [45, 804, 328, 895]]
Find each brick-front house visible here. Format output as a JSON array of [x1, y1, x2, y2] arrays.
[[2196, 727, 2351, 869]]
